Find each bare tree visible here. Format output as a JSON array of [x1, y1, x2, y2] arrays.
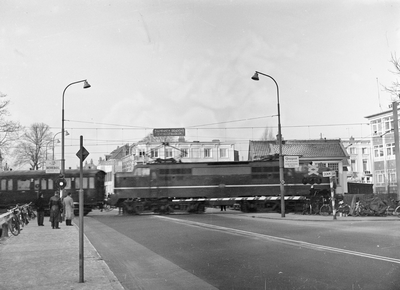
[[260, 126, 275, 141], [140, 133, 177, 143], [384, 53, 400, 99], [12, 123, 52, 170], [0, 92, 21, 157]]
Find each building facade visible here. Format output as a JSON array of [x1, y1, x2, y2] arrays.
[[248, 139, 350, 195], [365, 108, 397, 194], [341, 137, 373, 185]]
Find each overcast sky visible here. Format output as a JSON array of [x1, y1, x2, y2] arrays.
[[1, 0, 399, 168]]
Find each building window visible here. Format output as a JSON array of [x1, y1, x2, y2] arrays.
[[374, 145, 384, 157], [372, 119, 383, 136], [362, 159, 368, 172], [138, 149, 146, 157], [389, 170, 396, 184], [351, 159, 357, 172], [220, 148, 228, 158], [204, 148, 212, 158], [386, 143, 395, 156], [384, 116, 393, 132], [376, 171, 384, 184], [165, 148, 173, 158], [150, 149, 158, 158], [349, 147, 357, 154], [362, 147, 368, 154], [180, 148, 188, 158]]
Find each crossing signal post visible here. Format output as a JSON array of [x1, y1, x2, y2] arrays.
[[56, 176, 67, 190], [77, 136, 89, 283]]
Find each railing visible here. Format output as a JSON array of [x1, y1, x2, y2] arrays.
[[0, 203, 35, 239], [0, 211, 12, 239]]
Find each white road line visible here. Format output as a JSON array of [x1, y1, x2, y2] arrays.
[[155, 216, 400, 265]]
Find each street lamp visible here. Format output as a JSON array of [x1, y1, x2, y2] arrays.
[[61, 80, 90, 181], [52, 130, 68, 160], [251, 71, 286, 217]]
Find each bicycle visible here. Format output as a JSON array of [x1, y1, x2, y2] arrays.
[[337, 200, 351, 217], [8, 206, 22, 236], [393, 201, 400, 218], [302, 198, 321, 215], [319, 197, 331, 216]]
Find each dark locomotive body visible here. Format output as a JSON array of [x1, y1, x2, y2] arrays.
[[111, 160, 331, 214]]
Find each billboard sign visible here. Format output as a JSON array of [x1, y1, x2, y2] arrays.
[[153, 128, 185, 137]]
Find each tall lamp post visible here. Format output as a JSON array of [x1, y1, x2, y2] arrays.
[[251, 71, 285, 217], [61, 80, 91, 186], [51, 130, 69, 160]]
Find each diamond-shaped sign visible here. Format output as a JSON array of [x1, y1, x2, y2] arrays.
[[76, 147, 89, 162]]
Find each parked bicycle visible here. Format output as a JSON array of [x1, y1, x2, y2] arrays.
[[337, 200, 351, 217], [319, 197, 331, 216], [8, 205, 22, 236], [7, 203, 36, 236]]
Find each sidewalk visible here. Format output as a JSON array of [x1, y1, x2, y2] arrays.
[[0, 220, 124, 290]]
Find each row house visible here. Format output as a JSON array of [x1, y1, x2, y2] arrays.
[[128, 139, 238, 167], [248, 139, 350, 195]]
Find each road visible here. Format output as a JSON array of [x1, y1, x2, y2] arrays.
[[84, 209, 400, 290]]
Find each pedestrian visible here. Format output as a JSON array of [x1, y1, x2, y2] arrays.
[[63, 192, 74, 226], [35, 192, 46, 226], [49, 191, 63, 229]]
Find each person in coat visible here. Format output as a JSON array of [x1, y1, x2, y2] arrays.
[[49, 191, 63, 229], [63, 192, 74, 226], [35, 192, 46, 226]]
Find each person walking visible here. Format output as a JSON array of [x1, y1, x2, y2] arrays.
[[63, 192, 74, 226], [35, 192, 46, 226], [49, 191, 63, 229]]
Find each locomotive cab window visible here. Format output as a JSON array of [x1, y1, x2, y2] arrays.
[[133, 168, 150, 177]]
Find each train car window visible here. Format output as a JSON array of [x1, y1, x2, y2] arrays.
[[34, 179, 40, 190], [1, 179, 6, 190], [41, 179, 47, 190], [65, 178, 72, 189], [75, 177, 89, 189], [49, 179, 54, 190], [133, 168, 150, 177], [17, 179, 30, 191], [7, 179, 13, 190], [89, 177, 95, 189]]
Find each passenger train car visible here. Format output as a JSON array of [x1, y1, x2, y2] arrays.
[[0, 169, 106, 215], [110, 160, 331, 214]]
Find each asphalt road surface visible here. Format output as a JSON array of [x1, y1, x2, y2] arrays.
[[84, 209, 400, 290]]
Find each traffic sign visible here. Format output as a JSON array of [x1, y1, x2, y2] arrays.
[[45, 160, 60, 174], [323, 171, 336, 177], [76, 147, 89, 162], [284, 156, 299, 168]]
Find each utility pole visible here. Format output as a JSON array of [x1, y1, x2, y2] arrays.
[[392, 101, 400, 200]]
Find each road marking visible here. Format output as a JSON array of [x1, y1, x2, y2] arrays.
[[155, 216, 400, 265]]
